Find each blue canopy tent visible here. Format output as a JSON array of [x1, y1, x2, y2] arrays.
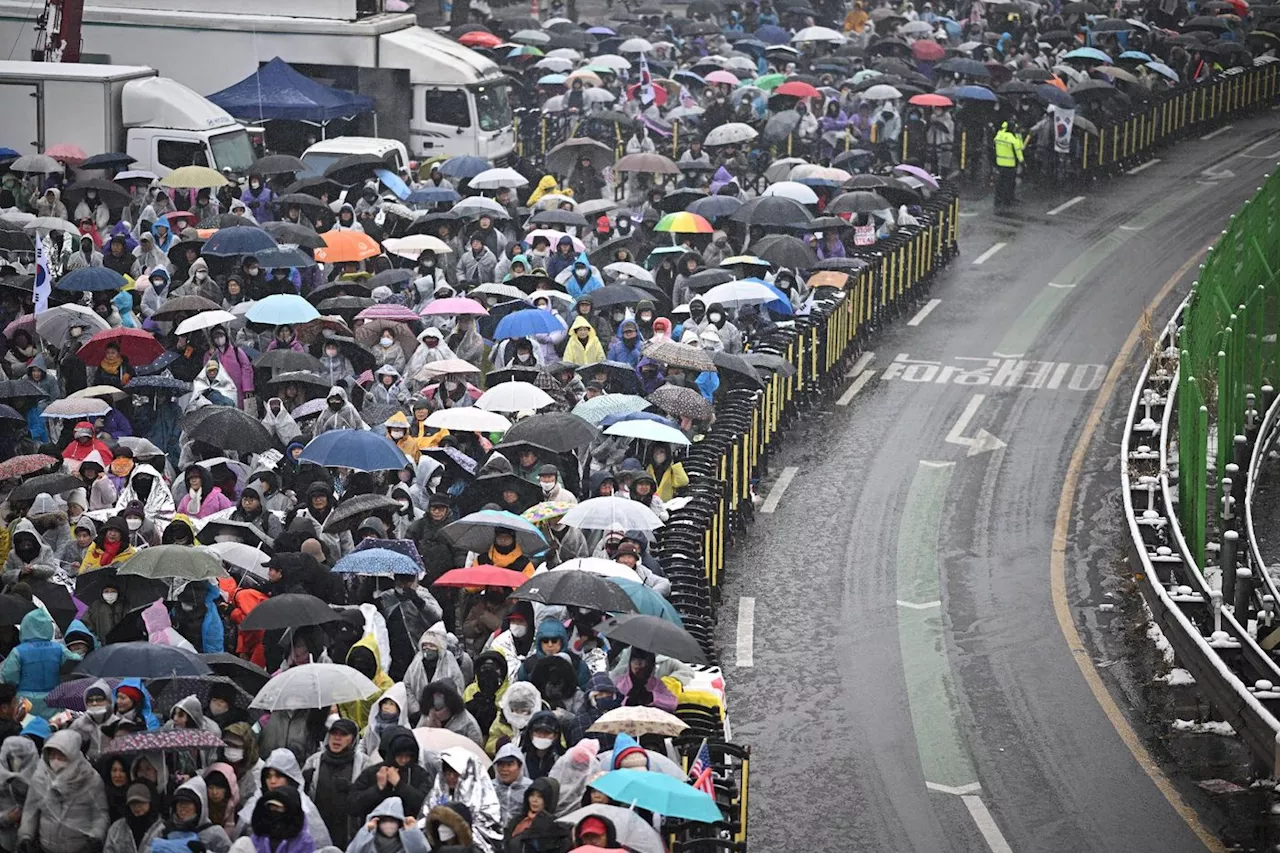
[[207, 57, 376, 133]]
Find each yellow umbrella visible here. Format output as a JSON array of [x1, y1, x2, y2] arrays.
[[567, 69, 604, 87], [160, 166, 229, 190]]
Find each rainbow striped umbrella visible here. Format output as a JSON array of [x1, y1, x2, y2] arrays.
[[654, 211, 713, 234]]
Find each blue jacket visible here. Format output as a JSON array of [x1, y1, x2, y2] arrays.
[[606, 319, 643, 368], [115, 677, 161, 729], [200, 581, 225, 653], [1, 609, 74, 699], [25, 406, 47, 443], [564, 252, 602, 300]]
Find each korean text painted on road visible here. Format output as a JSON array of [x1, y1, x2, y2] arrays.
[[881, 353, 1106, 391]]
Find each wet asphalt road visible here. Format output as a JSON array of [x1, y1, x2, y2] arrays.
[[717, 112, 1280, 852]]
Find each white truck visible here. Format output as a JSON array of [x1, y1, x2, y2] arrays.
[[0, 61, 256, 176], [0, 0, 516, 164]]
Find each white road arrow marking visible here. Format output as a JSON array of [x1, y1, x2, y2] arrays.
[[945, 394, 1007, 457]]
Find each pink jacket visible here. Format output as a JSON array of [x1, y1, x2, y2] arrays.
[[204, 344, 255, 404], [176, 485, 234, 518], [613, 673, 678, 712]]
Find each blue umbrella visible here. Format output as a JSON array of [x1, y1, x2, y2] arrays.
[[300, 429, 409, 472], [56, 267, 127, 292], [673, 70, 706, 86], [1063, 46, 1112, 63], [739, 277, 795, 316], [375, 168, 411, 201], [1119, 50, 1153, 61], [538, 73, 568, 85], [76, 641, 211, 678], [201, 226, 278, 257], [687, 195, 743, 221], [589, 770, 722, 822], [937, 85, 998, 102], [407, 187, 461, 205], [245, 294, 320, 325], [439, 155, 490, 180], [352, 537, 423, 565], [754, 24, 790, 44], [611, 577, 684, 625], [494, 308, 564, 341], [935, 16, 963, 36], [255, 246, 317, 269], [1145, 61, 1179, 82], [0, 148, 19, 161], [332, 547, 419, 576]]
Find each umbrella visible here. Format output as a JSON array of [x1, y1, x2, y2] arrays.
[[503, 412, 599, 451], [119, 545, 226, 581], [552, 557, 640, 583], [511, 569, 636, 612], [588, 706, 689, 737], [240, 593, 339, 632], [611, 576, 684, 625], [202, 653, 272, 694], [251, 662, 378, 710], [686, 196, 743, 222], [603, 419, 691, 446], [62, 178, 130, 206], [34, 304, 107, 347], [79, 152, 135, 170], [416, 358, 483, 380], [750, 234, 819, 269], [103, 729, 227, 755], [433, 565, 530, 588], [206, 541, 271, 578], [0, 593, 35, 625], [246, 294, 321, 325], [494, 309, 564, 341], [0, 404, 21, 423], [710, 351, 763, 386], [556, 806, 664, 853], [599, 613, 708, 663], [301, 429, 410, 472], [469, 167, 529, 189], [0, 453, 57, 481], [0, 379, 44, 401], [561, 496, 664, 532], [613, 153, 681, 175], [319, 494, 403, 535], [9, 472, 84, 500], [42, 397, 110, 419], [383, 235, 454, 259], [251, 154, 307, 176], [332, 548, 420, 577], [647, 384, 714, 420], [160, 166, 229, 189], [201, 227, 278, 257], [571, 394, 650, 425], [149, 674, 254, 715], [475, 382, 556, 413], [828, 190, 890, 215], [195, 518, 275, 549], [654, 212, 713, 234], [639, 341, 716, 373], [314, 231, 381, 264], [546, 138, 616, 173], [180, 407, 274, 453], [442, 509, 548, 553], [703, 123, 759, 146], [254, 349, 323, 373], [76, 642, 212, 678], [57, 267, 127, 292], [413, 729, 493, 769], [123, 375, 191, 396], [420, 297, 488, 318], [425, 406, 511, 433], [438, 156, 490, 179], [76, 327, 164, 365], [175, 309, 238, 337], [522, 501, 577, 526], [9, 154, 63, 174], [589, 770, 720, 822], [936, 84, 998, 102], [45, 677, 121, 711], [149, 296, 221, 322], [731, 196, 812, 227], [451, 196, 510, 220], [1063, 46, 1113, 63]]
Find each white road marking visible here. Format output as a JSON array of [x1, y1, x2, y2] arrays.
[[759, 466, 798, 513], [1047, 282, 1077, 288], [918, 460, 956, 469], [927, 781, 982, 795], [944, 394, 1007, 457], [962, 795, 1015, 853], [1201, 124, 1234, 140], [907, 298, 942, 326], [897, 599, 943, 609], [836, 369, 876, 406], [847, 350, 875, 379], [735, 597, 755, 668], [1126, 158, 1161, 175], [1046, 196, 1085, 216], [959, 210, 980, 218], [991, 351, 1024, 359], [971, 242, 1007, 265]]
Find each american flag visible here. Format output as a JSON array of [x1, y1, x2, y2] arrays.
[[690, 739, 714, 795]]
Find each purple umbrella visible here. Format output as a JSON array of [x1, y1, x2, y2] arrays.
[[103, 729, 226, 755], [46, 677, 121, 711], [893, 163, 940, 189]]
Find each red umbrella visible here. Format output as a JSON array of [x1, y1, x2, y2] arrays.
[[1227, 0, 1248, 13], [912, 40, 945, 61], [162, 210, 199, 230], [459, 31, 502, 48], [775, 80, 821, 99], [626, 83, 668, 106], [909, 93, 954, 107], [76, 328, 165, 366], [0, 454, 58, 481], [433, 565, 531, 588]]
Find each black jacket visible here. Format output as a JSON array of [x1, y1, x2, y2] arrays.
[[348, 726, 433, 817]]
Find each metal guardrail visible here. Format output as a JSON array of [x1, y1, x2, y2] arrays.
[[1244, 386, 1280, 641], [1122, 299, 1280, 775]]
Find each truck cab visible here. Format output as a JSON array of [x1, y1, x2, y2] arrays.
[[300, 136, 410, 178], [122, 76, 256, 176]]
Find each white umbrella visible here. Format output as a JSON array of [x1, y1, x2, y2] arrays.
[[703, 122, 759, 146], [451, 196, 508, 219], [175, 309, 237, 337], [584, 88, 616, 105], [534, 57, 574, 72], [557, 805, 664, 853], [701, 279, 781, 308], [532, 193, 577, 211], [203, 541, 270, 579], [764, 157, 809, 183], [425, 407, 512, 432], [42, 397, 111, 419], [862, 84, 904, 100], [591, 54, 632, 70], [470, 283, 526, 301], [35, 304, 108, 346], [553, 556, 642, 582], [666, 105, 704, 120], [25, 217, 80, 236], [619, 37, 653, 53], [542, 96, 567, 114], [475, 381, 555, 413], [250, 663, 378, 710], [561, 495, 664, 531], [414, 730, 493, 769], [0, 210, 35, 225], [604, 262, 655, 284], [792, 25, 847, 43], [603, 419, 691, 446], [382, 235, 453, 259], [469, 167, 529, 190], [69, 385, 128, 402], [545, 47, 583, 60], [762, 181, 819, 204], [788, 163, 850, 183]]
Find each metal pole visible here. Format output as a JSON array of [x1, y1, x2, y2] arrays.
[[1235, 567, 1253, 620], [1223, 530, 1239, 603]]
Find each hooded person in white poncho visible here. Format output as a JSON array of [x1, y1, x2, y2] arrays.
[[261, 397, 302, 446], [404, 327, 456, 382], [425, 748, 502, 853], [114, 463, 176, 528], [402, 625, 466, 720], [314, 386, 367, 436], [189, 359, 240, 409]]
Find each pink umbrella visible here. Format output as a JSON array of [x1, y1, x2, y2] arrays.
[[45, 144, 88, 166], [4, 314, 35, 338], [423, 381, 483, 401], [705, 70, 740, 86], [893, 163, 940, 189], [355, 304, 422, 323], [421, 297, 490, 317]]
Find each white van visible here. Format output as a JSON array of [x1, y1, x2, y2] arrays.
[[299, 136, 411, 179]]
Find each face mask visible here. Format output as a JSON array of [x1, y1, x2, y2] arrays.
[[541, 480, 556, 495], [102, 591, 118, 604], [390, 430, 406, 440], [377, 710, 399, 725], [431, 695, 446, 711], [379, 821, 400, 838], [328, 399, 344, 411], [223, 748, 244, 763], [510, 623, 528, 639], [196, 270, 208, 281], [209, 700, 229, 716], [531, 736, 554, 750], [127, 518, 142, 531], [47, 757, 68, 773], [88, 706, 111, 722], [246, 266, 259, 277], [380, 336, 394, 348], [639, 312, 652, 323]]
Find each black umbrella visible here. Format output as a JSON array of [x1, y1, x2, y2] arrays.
[[29, 580, 76, 631], [510, 570, 637, 612], [324, 154, 389, 185], [307, 280, 374, 303], [530, 209, 589, 228], [240, 593, 340, 631], [659, 188, 707, 214], [74, 567, 168, 609], [151, 295, 221, 322], [827, 191, 890, 215], [545, 138, 616, 173], [321, 493, 402, 534], [647, 384, 714, 420], [133, 351, 181, 377], [589, 236, 637, 266], [751, 234, 818, 269], [485, 365, 542, 386], [0, 379, 44, 401], [264, 370, 329, 392], [124, 375, 192, 396], [254, 349, 323, 373], [366, 269, 415, 290], [195, 519, 275, 549], [149, 674, 254, 716], [1183, 15, 1231, 30], [0, 593, 34, 625], [503, 412, 600, 452], [263, 220, 327, 250], [585, 284, 652, 309], [731, 196, 812, 229], [575, 360, 643, 393], [0, 404, 21, 422], [599, 613, 708, 664], [741, 351, 797, 377], [0, 231, 34, 253], [10, 472, 85, 501], [251, 154, 307, 176], [460, 472, 543, 515], [80, 152, 136, 171], [62, 178, 130, 207], [710, 351, 765, 386], [937, 57, 990, 77], [201, 652, 272, 694], [76, 641, 212, 678], [181, 407, 274, 453]]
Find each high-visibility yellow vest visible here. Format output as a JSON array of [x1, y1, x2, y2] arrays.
[[994, 128, 1024, 168]]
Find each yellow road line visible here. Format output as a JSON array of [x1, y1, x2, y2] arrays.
[[1050, 248, 1226, 853]]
